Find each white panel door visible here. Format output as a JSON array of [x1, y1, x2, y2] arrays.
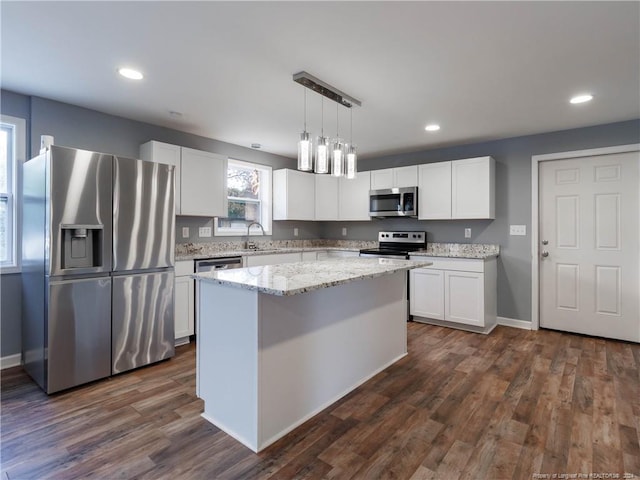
[[180, 147, 228, 217], [175, 276, 194, 339], [451, 156, 495, 219], [539, 151, 639, 342], [410, 268, 444, 320], [339, 172, 371, 221]]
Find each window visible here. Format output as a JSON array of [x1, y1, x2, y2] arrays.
[[0, 115, 25, 273], [214, 159, 272, 236]]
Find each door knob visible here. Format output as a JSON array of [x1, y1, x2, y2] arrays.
[[541, 251, 549, 257], [542, 240, 548, 245]]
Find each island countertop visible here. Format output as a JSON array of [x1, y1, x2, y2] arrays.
[[193, 257, 432, 296]]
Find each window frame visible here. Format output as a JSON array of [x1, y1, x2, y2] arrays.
[[214, 158, 272, 237], [0, 114, 25, 274]]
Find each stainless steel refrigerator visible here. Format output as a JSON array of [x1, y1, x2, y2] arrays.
[[22, 145, 175, 394]]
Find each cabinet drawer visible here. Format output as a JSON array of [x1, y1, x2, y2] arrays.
[[175, 260, 194, 277], [410, 256, 484, 273]]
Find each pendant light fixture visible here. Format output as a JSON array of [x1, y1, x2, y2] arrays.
[[331, 103, 344, 177], [315, 97, 329, 174], [292, 71, 361, 178], [345, 108, 357, 179], [297, 89, 313, 171]]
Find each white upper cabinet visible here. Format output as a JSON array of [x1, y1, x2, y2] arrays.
[[180, 147, 228, 217], [451, 156, 495, 219], [273, 169, 315, 220], [140, 141, 181, 214], [418, 156, 494, 220], [315, 175, 339, 220], [370, 166, 418, 190], [339, 171, 371, 221], [140, 141, 228, 217], [418, 161, 452, 220]]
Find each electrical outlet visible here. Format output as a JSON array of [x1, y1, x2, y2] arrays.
[[293, 228, 299, 237], [342, 227, 347, 236], [464, 228, 471, 239], [182, 227, 189, 238], [510, 225, 527, 236], [198, 227, 212, 237]]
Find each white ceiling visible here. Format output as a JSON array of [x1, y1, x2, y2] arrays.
[[2, 1, 639, 160]]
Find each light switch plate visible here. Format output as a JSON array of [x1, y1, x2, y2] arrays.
[[182, 227, 189, 238], [198, 227, 212, 237], [342, 227, 348, 236], [510, 225, 527, 236], [464, 228, 471, 238], [294, 228, 299, 237]]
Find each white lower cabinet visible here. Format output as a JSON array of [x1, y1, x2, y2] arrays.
[[174, 260, 195, 343], [409, 256, 497, 334]]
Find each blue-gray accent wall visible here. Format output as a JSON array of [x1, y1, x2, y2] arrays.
[[1, 88, 639, 359]]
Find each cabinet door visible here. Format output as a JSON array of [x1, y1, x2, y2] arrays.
[[444, 271, 484, 327], [180, 147, 228, 217], [394, 166, 418, 187], [339, 171, 371, 221], [175, 275, 194, 339], [451, 156, 495, 219], [245, 252, 302, 267], [418, 162, 452, 219], [273, 169, 315, 220], [410, 268, 445, 320], [315, 175, 339, 220], [140, 141, 182, 214], [370, 168, 394, 190]]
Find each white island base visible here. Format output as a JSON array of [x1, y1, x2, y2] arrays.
[[196, 270, 407, 453]]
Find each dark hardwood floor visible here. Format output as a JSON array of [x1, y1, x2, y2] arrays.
[[1, 323, 639, 479]]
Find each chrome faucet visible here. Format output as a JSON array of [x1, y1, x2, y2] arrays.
[[245, 221, 266, 249]]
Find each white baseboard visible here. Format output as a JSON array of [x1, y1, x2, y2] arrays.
[[497, 316, 533, 330], [1, 353, 21, 370]]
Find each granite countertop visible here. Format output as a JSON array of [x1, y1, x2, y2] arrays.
[[193, 257, 433, 296], [176, 246, 362, 262], [409, 243, 500, 259], [175, 239, 376, 261]]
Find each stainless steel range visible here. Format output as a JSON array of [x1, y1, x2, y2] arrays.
[[359, 231, 426, 259], [360, 231, 427, 321]]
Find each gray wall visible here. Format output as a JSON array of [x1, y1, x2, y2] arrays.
[[0, 90, 307, 358], [2, 87, 639, 357], [321, 119, 640, 323]]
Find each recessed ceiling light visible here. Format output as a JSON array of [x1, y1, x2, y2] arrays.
[[169, 110, 183, 118], [118, 67, 143, 80], [251, 143, 262, 149], [425, 124, 440, 132], [569, 94, 593, 104]]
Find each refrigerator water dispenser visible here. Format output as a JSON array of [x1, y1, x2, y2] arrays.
[[61, 225, 103, 269]]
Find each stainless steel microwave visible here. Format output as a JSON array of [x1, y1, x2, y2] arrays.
[[369, 187, 418, 218]]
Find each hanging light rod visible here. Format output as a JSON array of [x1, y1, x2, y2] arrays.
[[293, 71, 361, 108]]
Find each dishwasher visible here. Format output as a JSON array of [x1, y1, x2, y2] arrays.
[[194, 256, 243, 338]]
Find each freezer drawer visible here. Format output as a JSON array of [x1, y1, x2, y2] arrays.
[[112, 270, 175, 374], [47, 276, 112, 394]]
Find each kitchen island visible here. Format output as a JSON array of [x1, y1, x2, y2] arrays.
[[194, 257, 431, 452]]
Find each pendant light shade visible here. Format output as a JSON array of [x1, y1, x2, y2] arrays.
[[315, 136, 329, 174], [297, 90, 313, 171], [345, 144, 357, 179], [345, 108, 357, 179], [331, 139, 344, 177], [331, 104, 344, 177], [315, 97, 329, 174]]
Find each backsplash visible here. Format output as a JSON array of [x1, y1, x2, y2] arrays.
[[175, 239, 378, 257], [424, 243, 500, 256]]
